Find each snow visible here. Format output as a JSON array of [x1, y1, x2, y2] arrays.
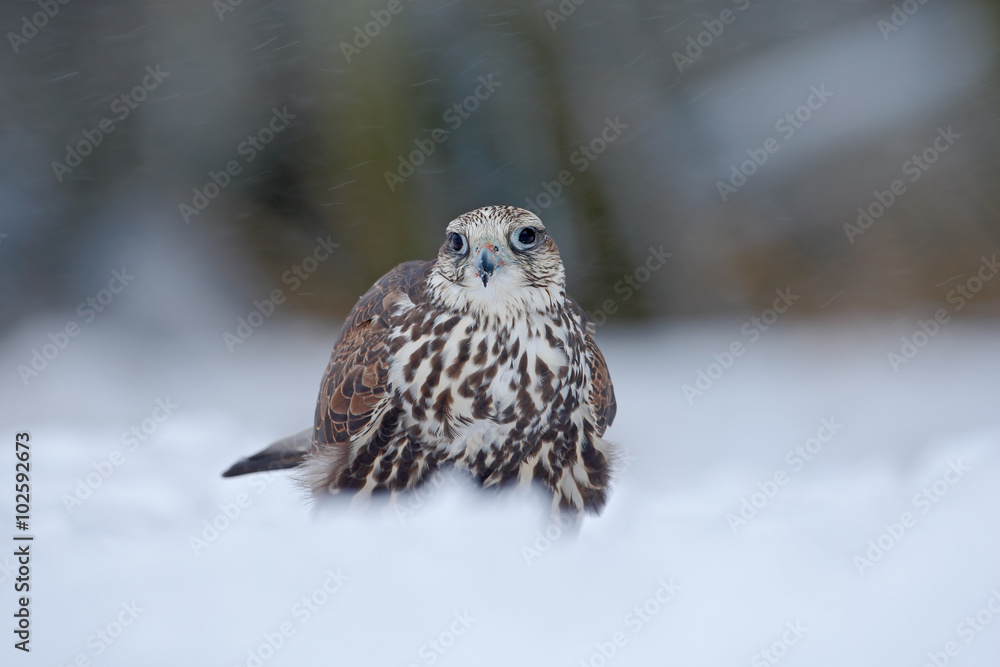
[[3, 314, 999, 666]]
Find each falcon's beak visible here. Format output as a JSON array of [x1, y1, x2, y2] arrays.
[[475, 245, 499, 287]]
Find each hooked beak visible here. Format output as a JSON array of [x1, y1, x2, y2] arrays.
[[475, 245, 499, 287]]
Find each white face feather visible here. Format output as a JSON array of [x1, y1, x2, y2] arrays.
[[427, 206, 566, 322]]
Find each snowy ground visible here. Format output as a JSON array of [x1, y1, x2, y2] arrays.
[[2, 313, 999, 666]]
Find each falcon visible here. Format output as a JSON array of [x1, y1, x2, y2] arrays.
[[223, 205, 617, 513]]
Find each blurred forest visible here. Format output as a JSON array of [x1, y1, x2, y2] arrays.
[[2, 0, 999, 327]]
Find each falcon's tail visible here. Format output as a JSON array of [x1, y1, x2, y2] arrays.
[[222, 428, 313, 477]]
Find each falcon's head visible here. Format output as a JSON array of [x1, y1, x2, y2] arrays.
[[428, 206, 566, 318]]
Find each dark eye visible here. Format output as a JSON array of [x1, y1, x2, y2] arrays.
[[511, 227, 538, 251], [448, 232, 468, 255]]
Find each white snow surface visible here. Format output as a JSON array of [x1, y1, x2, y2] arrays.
[[2, 315, 999, 666]]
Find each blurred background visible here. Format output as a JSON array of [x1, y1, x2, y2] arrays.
[[3, 0, 1000, 324], [3, 1, 1000, 666]]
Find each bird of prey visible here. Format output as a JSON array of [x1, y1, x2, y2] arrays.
[[223, 205, 617, 513]]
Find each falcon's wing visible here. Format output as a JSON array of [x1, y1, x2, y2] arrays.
[[567, 299, 617, 436], [584, 332, 617, 436], [313, 261, 433, 450]]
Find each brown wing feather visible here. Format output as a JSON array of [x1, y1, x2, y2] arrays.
[[584, 332, 616, 435], [313, 261, 433, 450], [566, 298, 617, 436]]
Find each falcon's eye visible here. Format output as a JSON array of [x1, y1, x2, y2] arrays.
[[448, 232, 468, 255], [510, 227, 538, 251]]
